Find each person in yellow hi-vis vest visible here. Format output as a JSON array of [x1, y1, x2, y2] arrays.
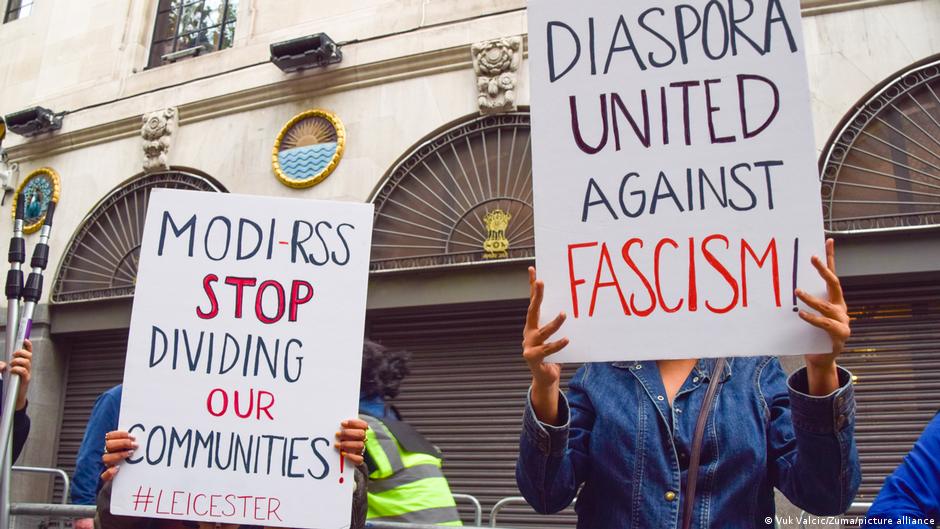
[[358, 340, 463, 526]]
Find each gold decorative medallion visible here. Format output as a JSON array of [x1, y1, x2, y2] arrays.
[[12, 167, 61, 234], [272, 109, 346, 188], [482, 209, 511, 259]]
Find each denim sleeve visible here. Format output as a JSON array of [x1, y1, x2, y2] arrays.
[[70, 391, 120, 505], [761, 359, 860, 515], [865, 413, 940, 529], [515, 365, 594, 514]]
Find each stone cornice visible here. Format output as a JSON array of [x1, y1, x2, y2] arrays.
[[4, 0, 917, 163], [6, 44, 476, 162]]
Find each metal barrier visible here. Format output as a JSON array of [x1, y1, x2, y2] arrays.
[[366, 523, 512, 529], [10, 466, 74, 529], [489, 496, 525, 527], [490, 495, 577, 527], [452, 493, 483, 527]]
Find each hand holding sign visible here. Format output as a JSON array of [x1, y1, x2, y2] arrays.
[[796, 239, 851, 395], [523, 267, 568, 426]]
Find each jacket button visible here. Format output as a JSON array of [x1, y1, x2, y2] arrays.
[[665, 491, 677, 502]]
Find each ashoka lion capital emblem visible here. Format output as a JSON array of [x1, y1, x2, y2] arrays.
[[482, 209, 512, 259]]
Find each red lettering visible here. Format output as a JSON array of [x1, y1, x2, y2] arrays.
[[155, 490, 169, 514], [255, 280, 286, 324], [568, 242, 598, 318], [289, 280, 314, 322], [234, 388, 254, 419], [193, 494, 208, 516], [589, 242, 630, 317], [740, 238, 781, 307], [688, 237, 698, 312], [224, 276, 257, 318], [223, 494, 236, 517], [171, 490, 185, 515], [206, 388, 228, 417], [196, 274, 220, 319], [211, 494, 223, 517], [654, 238, 684, 313], [621, 238, 656, 317], [254, 496, 266, 520], [267, 497, 283, 522], [701, 234, 739, 314], [257, 390, 275, 421]]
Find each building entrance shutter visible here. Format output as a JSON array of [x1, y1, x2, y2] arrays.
[[367, 300, 579, 528], [839, 281, 940, 503], [53, 331, 128, 501]]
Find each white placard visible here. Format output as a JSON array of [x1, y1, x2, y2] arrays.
[[528, 0, 830, 362], [111, 190, 373, 529]]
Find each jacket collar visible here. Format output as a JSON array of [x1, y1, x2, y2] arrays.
[[612, 357, 734, 383]]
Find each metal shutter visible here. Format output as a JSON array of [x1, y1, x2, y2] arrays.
[[367, 300, 579, 528], [53, 330, 129, 502], [839, 281, 940, 502]]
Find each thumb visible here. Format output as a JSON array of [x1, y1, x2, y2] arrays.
[[0, 362, 6, 371]]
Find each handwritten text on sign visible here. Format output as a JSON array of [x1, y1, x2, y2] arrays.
[[528, 0, 830, 362], [111, 190, 373, 528]]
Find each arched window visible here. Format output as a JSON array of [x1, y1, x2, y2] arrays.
[[370, 112, 534, 271], [51, 169, 225, 303], [820, 55, 940, 233]]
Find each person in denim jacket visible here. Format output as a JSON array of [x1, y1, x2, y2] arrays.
[[516, 239, 861, 529]]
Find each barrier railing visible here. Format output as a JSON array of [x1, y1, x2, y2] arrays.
[[490, 495, 578, 527], [10, 466, 72, 529], [452, 493, 483, 526]]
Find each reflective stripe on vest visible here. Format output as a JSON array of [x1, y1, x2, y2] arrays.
[[361, 414, 405, 476], [360, 414, 462, 526]]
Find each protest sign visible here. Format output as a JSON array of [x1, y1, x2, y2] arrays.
[[111, 190, 373, 528], [527, 0, 830, 362]]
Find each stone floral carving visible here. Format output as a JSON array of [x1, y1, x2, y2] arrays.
[[141, 107, 178, 172], [472, 37, 522, 114]]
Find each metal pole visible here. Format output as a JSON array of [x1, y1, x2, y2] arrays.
[[0, 195, 26, 529], [0, 201, 54, 529]]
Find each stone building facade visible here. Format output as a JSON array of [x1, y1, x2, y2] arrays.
[[0, 0, 938, 527]]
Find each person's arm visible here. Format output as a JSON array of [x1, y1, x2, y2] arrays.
[[516, 365, 595, 514], [71, 391, 120, 505], [10, 404, 30, 463], [762, 357, 860, 515], [514, 266, 590, 514], [865, 413, 940, 528], [767, 239, 861, 514], [1, 340, 33, 462], [350, 464, 368, 529]]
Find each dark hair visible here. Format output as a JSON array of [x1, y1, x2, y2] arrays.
[[360, 339, 411, 400]]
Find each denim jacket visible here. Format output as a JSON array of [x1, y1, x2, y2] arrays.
[[516, 357, 860, 529]]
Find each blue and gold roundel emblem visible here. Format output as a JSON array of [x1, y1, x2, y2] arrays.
[[272, 109, 345, 188], [12, 167, 60, 234]]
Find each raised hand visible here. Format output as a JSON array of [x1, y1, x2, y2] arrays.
[[523, 267, 569, 425], [795, 238, 851, 395]]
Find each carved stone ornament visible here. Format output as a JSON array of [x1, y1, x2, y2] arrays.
[[141, 107, 178, 172], [472, 37, 522, 115]]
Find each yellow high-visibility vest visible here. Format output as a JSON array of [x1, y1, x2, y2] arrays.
[[361, 414, 462, 526]]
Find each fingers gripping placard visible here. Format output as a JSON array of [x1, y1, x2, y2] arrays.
[[527, 0, 830, 362], [112, 190, 373, 528]]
